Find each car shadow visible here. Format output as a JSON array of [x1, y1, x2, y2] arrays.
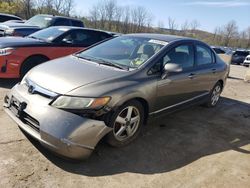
[[22, 97, 250, 176], [0, 79, 19, 89], [227, 76, 244, 81]]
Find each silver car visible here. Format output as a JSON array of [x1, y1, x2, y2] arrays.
[[4, 34, 229, 159]]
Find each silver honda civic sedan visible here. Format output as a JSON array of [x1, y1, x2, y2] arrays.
[[4, 34, 229, 159]]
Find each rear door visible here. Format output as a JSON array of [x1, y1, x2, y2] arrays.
[[193, 43, 218, 93]]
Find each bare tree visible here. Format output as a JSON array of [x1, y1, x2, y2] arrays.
[[157, 20, 165, 33], [168, 17, 178, 34], [20, 0, 34, 18], [190, 19, 200, 31], [222, 20, 238, 46], [34, 0, 46, 14], [105, 0, 117, 30], [239, 31, 247, 48], [121, 6, 130, 33], [89, 5, 100, 28], [246, 27, 250, 48], [181, 20, 189, 30], [87, 1, 153, 33], [114, 5, 123, 32]]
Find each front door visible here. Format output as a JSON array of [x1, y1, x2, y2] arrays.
[[154, 43, 199, 113]]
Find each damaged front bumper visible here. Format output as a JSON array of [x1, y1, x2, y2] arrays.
[[3, 83, 112, 160]]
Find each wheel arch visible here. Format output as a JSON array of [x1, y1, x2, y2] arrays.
[[112, 97, 150, 125], [217, 79, 224, 89], [20, 54, 50, 76]]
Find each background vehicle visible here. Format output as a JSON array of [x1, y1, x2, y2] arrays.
[[0, 14, 84, 37], [243, 55, 250, 67], [212, 47, 232, 65], [0, 26, 114, 78], [0, 13, 23, 36], [231, 50, 250, 65], [212, 47, 226, 54], [4, 34, 229, 159], [0, 13, 22, 23]]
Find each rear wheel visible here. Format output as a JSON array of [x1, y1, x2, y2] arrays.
[[20, 56, 49, 78], [106, 100, 144, 147], [204, 82, 222, 108]]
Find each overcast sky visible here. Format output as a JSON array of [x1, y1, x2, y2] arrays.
[[74, 0, 250, 32]]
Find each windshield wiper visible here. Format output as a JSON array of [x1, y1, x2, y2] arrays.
[[96, 59, 129, 70], [74, 54, 98, 62], [75, 55, 129, 70]]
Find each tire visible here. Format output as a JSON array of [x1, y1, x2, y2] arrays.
[[106, 100, 145, 147], [204, 82, 222, 108], [20, 56, 49, 78]]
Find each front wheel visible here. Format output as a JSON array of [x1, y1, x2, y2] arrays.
[[204, 82, 222, 107], [106, 100, 144, 147]]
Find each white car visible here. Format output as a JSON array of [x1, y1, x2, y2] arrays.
[[243, 55, 250, 67]]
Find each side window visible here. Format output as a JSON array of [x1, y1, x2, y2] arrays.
[[149, 44, 194, 74], [196, 45, 213, 65], [54, 18, 71, 26], [99, 33, 112, 41], [163, 44, 194, 69], [61, 30, 100, 46]]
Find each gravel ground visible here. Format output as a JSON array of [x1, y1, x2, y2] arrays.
[[0, 65, 249, 188]]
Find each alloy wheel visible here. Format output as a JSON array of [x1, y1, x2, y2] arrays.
[[211, 85, 221, 106], [113, 106, 140, 141]]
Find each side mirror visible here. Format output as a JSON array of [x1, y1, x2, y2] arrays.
[[62, 38, 73, 44], [161, 63, 183, 79]]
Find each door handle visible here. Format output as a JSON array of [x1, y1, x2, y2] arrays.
[[211, 68, 216, 73], [188, 73, 196, 79]]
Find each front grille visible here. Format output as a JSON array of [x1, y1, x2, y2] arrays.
[[9, 97, 40, 132], [20, 112, 40, 132]]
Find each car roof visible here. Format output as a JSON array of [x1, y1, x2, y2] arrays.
[[48, 26, 114, 35], [125, 33, 195, 42], [36, 14, 82, 21], [0, 13, 22, 20]]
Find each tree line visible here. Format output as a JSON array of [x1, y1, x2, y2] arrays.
[[0, 0, 74, 18], [0, 0, 250, 48], [85, 0, 153, 34]]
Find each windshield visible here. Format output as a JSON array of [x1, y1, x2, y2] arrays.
[[29, 27, 69, 42], [25, 15, 53, 28], [76, 36, 168, 69]]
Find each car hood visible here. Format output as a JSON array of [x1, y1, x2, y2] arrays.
[[26, 56, 129, 94], [0, 22, 39, 29], [0, 36, 47, 48]]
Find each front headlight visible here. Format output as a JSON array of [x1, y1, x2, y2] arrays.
[[0, 48, 15, 56], [5, 29, 14, 35], [51, 96, 111, 110]]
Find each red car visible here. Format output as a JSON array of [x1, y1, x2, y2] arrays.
[[0, 26, 114, 78]]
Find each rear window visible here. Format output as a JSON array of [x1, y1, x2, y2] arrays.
[[71, 20, 84, 27], [234, 51, 249, 56], [54, 18, 71, 26]]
